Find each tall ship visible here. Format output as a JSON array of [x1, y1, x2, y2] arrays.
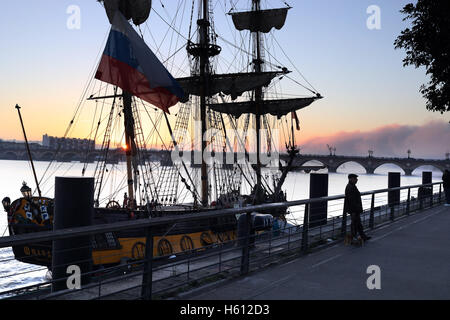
[[3, 0, 322, 268]]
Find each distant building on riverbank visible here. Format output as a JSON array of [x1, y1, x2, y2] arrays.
[[0, 139, 41, 150], [42, 134, 95, 151]]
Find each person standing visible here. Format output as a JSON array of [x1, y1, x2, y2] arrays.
[[344, 174, 371, 241], [443, 170, 450, 206], [2, 197, 11, 213], [123, 193, 129, 208]]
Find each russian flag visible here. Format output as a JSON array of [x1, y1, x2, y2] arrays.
[[95, 12, 184, 113]]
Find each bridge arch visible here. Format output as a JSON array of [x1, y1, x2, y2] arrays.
[[60, 152, 78, 162], [297, 159, 327, 167], [411, 164, 444, 175], [2, 151, 19, 160], [335, 161, 367, 174], [84, 153, 99, 163], [39, 151, 57, 161], [19, 151, 38, 161], [373, 163, 406, 175]]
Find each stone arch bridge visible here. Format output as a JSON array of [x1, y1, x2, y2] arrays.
[[284, 154, 450, 176], [0, 144, 169, 163], [1, 144, 449, 176], [0, 147, 109, 163]]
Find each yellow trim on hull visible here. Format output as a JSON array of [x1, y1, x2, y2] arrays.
[[92, 230, 237, 266]]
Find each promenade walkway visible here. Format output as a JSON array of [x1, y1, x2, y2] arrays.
[[185, 204, 450, 300]]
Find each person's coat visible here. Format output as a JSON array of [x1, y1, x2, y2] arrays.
[[344, 183, 363, 214], [443, 171, 450, 189]]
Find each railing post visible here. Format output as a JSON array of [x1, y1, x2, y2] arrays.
[[187, 259, 191, 281], [341, 205, 347, 237], [406, 188, 411, 215], [369, 193, 375, 229], [287, 226, 291, 250], [390, 204, 395, 221], [419, 187, 424, 211], [219, 244, 223, 273], [240, 212, 252, 275], [141, 227, 154, 300], [301, 203, 310, 253], [430, 185, 434, 208], [332, 217, 335, 237], [269, 230, 272, 256], [439, 184, 442, 204], [430, 186, 433, 207], [319, 223, 322, 239]]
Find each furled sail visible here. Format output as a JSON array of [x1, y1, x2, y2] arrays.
[[230, 8, 290, 33], [103, 0, 152, 26], [176, 71, 287, 103], [208, 96, 322, 118]]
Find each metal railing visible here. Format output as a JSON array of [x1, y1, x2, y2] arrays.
[[0, 182, 444, 300]]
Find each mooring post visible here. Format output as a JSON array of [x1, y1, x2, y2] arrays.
[[301, 203, 310, 253], [309, 174, 328, 228], [52, 177, 94, 293], [141, 227, 154, 300], [369, 193, 375, 229], [388, 172, 400, 221], [422, 172, 432, 208]]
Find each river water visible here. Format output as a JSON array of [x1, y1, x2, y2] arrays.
[[0, 159, 443, 293]]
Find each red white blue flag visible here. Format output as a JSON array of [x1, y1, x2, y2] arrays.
[[95, 12, 184, 113]]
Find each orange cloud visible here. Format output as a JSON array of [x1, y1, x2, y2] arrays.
[[298, 121, 450, 159]]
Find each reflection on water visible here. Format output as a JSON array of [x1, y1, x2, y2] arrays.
[[0, 159, 443, 293]]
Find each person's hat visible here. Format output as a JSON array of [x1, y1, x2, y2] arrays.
[[348, 174, 358, 179]]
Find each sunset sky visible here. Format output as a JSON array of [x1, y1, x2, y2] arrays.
[[0, 0, 448, 158]]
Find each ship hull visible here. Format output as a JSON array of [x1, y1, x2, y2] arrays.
[[10, 229, 237, 268], [6, 198, 239, 268]]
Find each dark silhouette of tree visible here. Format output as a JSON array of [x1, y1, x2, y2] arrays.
[[394, 1, 450, 114]]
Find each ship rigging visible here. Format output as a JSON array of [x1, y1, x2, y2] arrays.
[[4, 0, 323, 268]]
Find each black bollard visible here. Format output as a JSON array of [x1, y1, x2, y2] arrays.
[[388, 172, 401, 205], [422, 171, 432, 185], [309, 173, 328, 228], [422, 171, 433, 206], [52, 177, 94, 292], [388, 172, 401, 221]]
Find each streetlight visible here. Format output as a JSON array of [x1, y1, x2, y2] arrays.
[[20, 182, 32, 199], [327, 144, 333, 156], [327, 144, 336, 156]]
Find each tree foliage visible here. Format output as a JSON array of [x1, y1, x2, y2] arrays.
[[394, 1, 450, 114]]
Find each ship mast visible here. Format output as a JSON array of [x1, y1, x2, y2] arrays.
[[199, 0, 210, 207], [93, 1, 190, 208], [204, 1, 323, 204], [253, 0, 263, 195], [178, 0, 322, 206], [122, 91, 135, 205]]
